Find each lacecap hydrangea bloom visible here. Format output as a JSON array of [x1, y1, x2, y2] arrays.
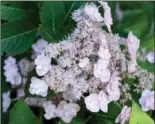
[[2, 1, 151, 123]]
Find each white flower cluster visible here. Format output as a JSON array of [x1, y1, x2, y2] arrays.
[[85, 91, 110, 112], [32, 2, 122, 102], [139, 89, 154, 112], [115, 106, 131, 124], [137, 49, 154, 64], [25, 97, 80, 123], [29, 77, 48, 97], [127, 31, 140, 73], [35, 54, 51, 76], [2, 91, 11, 113], [132, 67, 154, 92], [85, 72, 121, 113], [29, 1, 138, 114], [43, 100, 80, 123], [32, 39, 48, 58], [3, 56, 22, 86]]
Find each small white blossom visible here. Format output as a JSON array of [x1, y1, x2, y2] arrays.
[[127, 31, 140, 73], [115, 2, 123, 22], [107, 72, 121, 101], [147, 51, 154, 63], [128, 59, 137, 73], [127, 31, 140, 58], [84, 93, 100, 112], [99, 1, 113, 32], [29, 77, 48, 97], [115, 106, 131, 124], [43, 101, 57, 120], [139, 89, 155, 111], [17, 88, 25, 98], [45, 43, 61, 58], [3, 56, 22, 86], [32, 39, 48, 55], [98, 32, 108, 47], [100, 68, 111, 83], [98, 91, 110, 112], [84, 4, 104, 22], [35, 54, 51, 76], [107, 84, 120, 101], [94, 59, 111, 83], [94, 59, 110, 83], [56, 100, 80, 123], [98, 48, 111, 60], [2, 91, 11, 113], [79, 57, 90, 68]]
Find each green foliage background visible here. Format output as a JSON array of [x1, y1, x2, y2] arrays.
[[1, 1, 154, 124]]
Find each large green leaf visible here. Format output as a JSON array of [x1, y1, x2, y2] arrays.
[[1, 21, 38, 56], [40, 1, 84, 42], [9, 100, 40, 124], [129, 102, 154, 124], [1, 5, 36, 21]]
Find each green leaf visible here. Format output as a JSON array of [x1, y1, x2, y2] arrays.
[[9, 100, 40, 124], [40, 1, 66, 42], [141, 36, 154, 52], [124, 17, 148, 39], [1, 5, 36, 21], [71, 112, 88, 124], [40, 1, 84, 42], [90, 116, 113, 124], [129, 102, 154, 124], [1, 21, 38, 56], [137, 60, 154, 74]]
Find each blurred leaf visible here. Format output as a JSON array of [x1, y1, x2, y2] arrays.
[[71, 111, 88, 124], [1, 21, 38, 56], [1, 1, 38, 10], [9, 100, 40, 124], [129, 102, 154, 124], [137, 60, 154, 74], [106, 102, 122, 117], [123, 16, 148, 38], [1, 5, 36, 21], [141, 36, 154, 52], [90, 116, 113, 124]]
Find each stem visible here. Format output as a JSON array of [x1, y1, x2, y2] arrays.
[[83, 115, 94, 124], [39, 108, 43, 124], [94, 113, 115, 120]]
